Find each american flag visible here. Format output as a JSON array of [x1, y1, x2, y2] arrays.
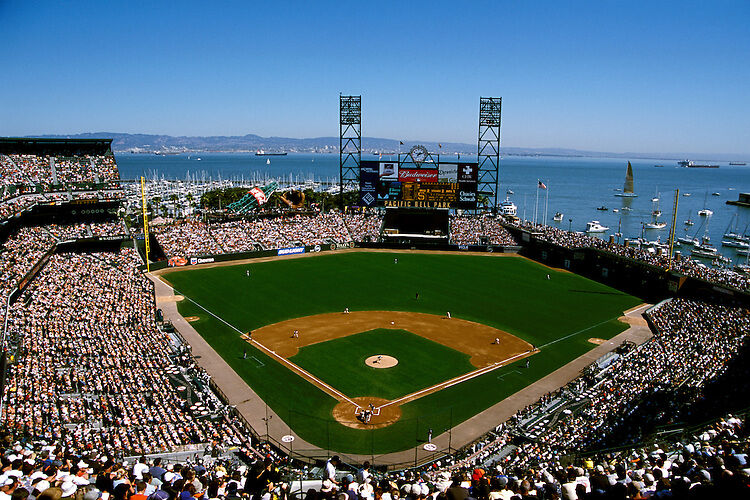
[[538, 180, 547, 190]]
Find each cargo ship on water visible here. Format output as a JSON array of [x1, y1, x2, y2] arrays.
[[255, 149, 288, 156], [678, 159, 719, 168], [729, 162, 747, 166]]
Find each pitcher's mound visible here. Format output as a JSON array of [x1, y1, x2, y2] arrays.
[[332, 397, 401, 429], [365, 355, 398, 368]]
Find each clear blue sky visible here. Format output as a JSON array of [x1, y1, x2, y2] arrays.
[[1, 1, 748, 154]]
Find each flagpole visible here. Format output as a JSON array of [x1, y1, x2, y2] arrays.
[[534, 182, 539, 225], [544, 181, 549, 225]]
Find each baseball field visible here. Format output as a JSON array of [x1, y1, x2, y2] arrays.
[[163, 251, 641, 455]]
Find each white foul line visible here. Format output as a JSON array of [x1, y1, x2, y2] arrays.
[[379, 350, 534, 409], [249, 338, 358, 406]]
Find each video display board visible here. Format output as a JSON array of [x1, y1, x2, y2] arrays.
[[359, 160, 478, 209]]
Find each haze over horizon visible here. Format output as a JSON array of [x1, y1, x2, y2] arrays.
[[1, 1, 748, 155]]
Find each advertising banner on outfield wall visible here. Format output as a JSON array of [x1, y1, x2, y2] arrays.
[[359, 162, 378, 207], [278, 246, 305, 256]]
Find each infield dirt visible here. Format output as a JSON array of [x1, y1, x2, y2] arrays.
[[251, 310, 533, 368]]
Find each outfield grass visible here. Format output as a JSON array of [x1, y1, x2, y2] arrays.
[[167, 252, 641, 454], [289, 328, 475, 400]]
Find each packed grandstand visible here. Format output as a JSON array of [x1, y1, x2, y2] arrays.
[[1, 140, 749, 499]]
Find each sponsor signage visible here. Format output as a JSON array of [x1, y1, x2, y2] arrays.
[[438, 163, 458, 182], [361, 160, 478, 209], [458, 163, 478, 182], [189, 257, 216, 265], [359, 162, 379, 207], [278, 246, 305, 256], [249, 187, 267, 205], [379, 162, 398, 181], [398, 169, 438, 183]]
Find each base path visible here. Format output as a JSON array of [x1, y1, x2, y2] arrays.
[[253, 310, 532, 368]]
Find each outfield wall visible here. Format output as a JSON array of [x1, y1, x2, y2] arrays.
[[506, 226, 750, 307], [142, 241, 522, 272]]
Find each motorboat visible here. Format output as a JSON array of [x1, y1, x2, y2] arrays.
[[645, 221, 667, 230], [684, 219, 695, 226], [553, 212, 564, 222], [596, 206, 608, 211], [585, 221, 609, 233], [712, 192, 720, 196], [682, 193, 691, 197], [499, 197, 518, 217]]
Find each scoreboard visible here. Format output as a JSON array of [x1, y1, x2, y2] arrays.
[[359, 160, 478, 209]]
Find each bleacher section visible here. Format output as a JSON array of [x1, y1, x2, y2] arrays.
[[0, 138, 122, 223]]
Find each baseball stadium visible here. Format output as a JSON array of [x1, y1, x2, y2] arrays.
[[1, 98, 749, 498]]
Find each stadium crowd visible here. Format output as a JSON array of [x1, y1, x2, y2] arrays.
[[0, 152, 122, 222], [0, 153, 120, 194], [1, 247, 248, 456], [153, 214, 369, 259], [153, 214, 520, 260]]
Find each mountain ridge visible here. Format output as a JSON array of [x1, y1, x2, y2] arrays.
[[13, 133, 747, 162]]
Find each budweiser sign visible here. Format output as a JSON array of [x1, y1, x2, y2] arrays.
[[398, 169, 438, 183]]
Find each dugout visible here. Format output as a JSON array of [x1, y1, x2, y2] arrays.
[[381, 208, 449, 244]]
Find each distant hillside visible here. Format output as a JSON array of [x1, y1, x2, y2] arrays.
[[21, 133, 748, 162]]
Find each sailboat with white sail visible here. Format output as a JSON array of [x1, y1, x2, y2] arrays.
[[614, 161, 637, 197], [645, 193, 666, 229]]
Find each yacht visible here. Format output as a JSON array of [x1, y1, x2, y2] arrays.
[[585, 221, 609, 233], [499, 198, 517, 217], [553, 212, 563, 222], [645, 196, 666, 230], [722, 240, 750, 249], [698, 209, 714, 217], [677, 236, 699, 246], [691, 244, 719, 258]]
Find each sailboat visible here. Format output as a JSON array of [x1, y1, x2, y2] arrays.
[[691, 215, 718, 258], [614, 161, 638, 197], [645, 193, 666, 229], [698, 191, 713, 217]]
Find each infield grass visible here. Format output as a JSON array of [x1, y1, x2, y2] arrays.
[[290, 328, 475, 400], [167, 252, 641, 455]]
